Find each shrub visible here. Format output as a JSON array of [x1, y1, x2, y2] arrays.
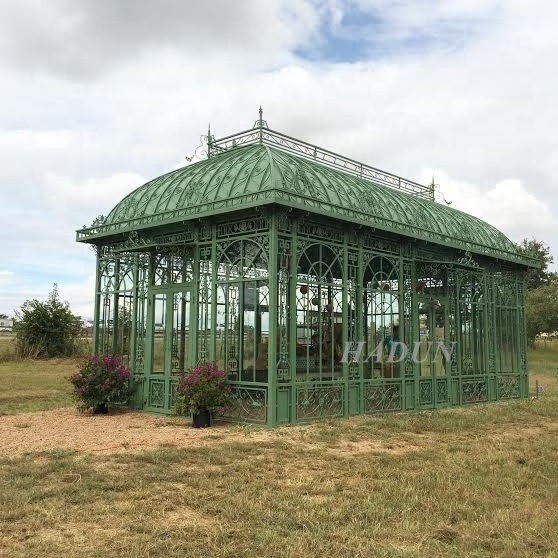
[[69, 355, 131, 412], [174, 362, 232, 416], [14, 284, 83, 358]]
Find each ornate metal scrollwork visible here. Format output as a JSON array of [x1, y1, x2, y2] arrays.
[[457, 251, 480, 267]]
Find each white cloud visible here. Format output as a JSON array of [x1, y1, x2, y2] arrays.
[[420, 170, 558, 243], [0, 0, 319, 79], [1, 0, 558, 317], [43, 171, 146, 218]]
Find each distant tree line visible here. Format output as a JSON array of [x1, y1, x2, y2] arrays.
[[517, 238, 558, 346]]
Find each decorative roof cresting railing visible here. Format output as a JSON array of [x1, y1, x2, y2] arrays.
[[207, 107, 435, 200]]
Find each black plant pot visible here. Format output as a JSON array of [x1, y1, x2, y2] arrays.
[[192, 409, 211, 428], [93, 402, 109, 415]]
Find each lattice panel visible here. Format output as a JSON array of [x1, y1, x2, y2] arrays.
[[296, 385, 344, 421], [419, 379, 434, 406], [148, 380, 165, 408], [436, 379, 448, 405], [497, 375, 521, 400], [169, 380, 179, 408], [363, 382, 402, 412], [462, 379, 488, 403]]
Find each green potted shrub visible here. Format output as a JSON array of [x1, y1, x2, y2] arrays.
[[174, 362, 232, 427], [69, 355, 131, 413]]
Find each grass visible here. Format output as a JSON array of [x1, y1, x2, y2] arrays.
[[1, 400, 557, 557], [0, 346, 557, 556], [0, 359, 77, 414], [0, 332, 16, 361]]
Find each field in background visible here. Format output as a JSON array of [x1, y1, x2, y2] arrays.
[[0, 332, 16, 361], [0, 343, 557, 557], [0, 332, 91, 364], [0, 359, 78, 415]]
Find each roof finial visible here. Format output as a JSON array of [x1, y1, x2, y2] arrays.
[[207, 123, 212, 158], [253, 106, 268, 134]]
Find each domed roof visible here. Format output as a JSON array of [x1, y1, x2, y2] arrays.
[[78, 130, 527, 264]]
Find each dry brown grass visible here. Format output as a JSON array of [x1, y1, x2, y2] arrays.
[[1, 393, 557, 557], [0, 348, 557, 557]]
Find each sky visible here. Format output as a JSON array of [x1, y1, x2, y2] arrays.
[[0, 0, 557, 319]]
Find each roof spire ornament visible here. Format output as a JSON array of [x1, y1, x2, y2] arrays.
[[253, 106, 269, 144]]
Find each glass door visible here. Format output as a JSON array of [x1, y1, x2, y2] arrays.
[[417, 296, 448, 408], [145, 287, 192, 412]]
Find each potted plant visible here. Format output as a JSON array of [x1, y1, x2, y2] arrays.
[[174, 362, 232, 427], [69, 355, 131, 413]]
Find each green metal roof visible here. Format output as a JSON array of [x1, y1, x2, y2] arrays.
[[77, 135, 528, 265]]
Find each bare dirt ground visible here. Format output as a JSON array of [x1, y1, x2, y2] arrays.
[[2, 403, 556, 458], [0, 407, 259, 456], [0, 407, 422, 458]]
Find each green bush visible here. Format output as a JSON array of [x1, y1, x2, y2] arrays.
[[14, 284, 83, 358]]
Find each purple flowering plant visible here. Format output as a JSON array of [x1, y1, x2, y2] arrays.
[[174, 362, 232, 416], [69, 355, 131, 412]]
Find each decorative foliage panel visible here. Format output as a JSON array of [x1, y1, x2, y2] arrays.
[[296, 384, 344, 421], [225, 386, 268, 423], [363, 382, 402, 412]]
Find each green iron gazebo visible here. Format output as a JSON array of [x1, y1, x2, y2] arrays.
[[77, 111, 537, 425]]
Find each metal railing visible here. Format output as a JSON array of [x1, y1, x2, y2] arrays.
[[209, 120, 434, 200]]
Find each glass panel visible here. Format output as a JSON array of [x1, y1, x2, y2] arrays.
[[215, 285, 227, 372], [417, 300, 447, 378], [362, 255, 400, 380], [241, 283, 255, 380], [295, 244, 344, 382], [257, 284, 269, 381], [151, 293, 166, 374], [97, 260, 116, 354], [171, 291, 190, 375], [434, 316, 446, 376], [216, 239, 270, 382], [496, 307, 517, 373], [115, 294, 133, 363], [417, 303, 431, 377]]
